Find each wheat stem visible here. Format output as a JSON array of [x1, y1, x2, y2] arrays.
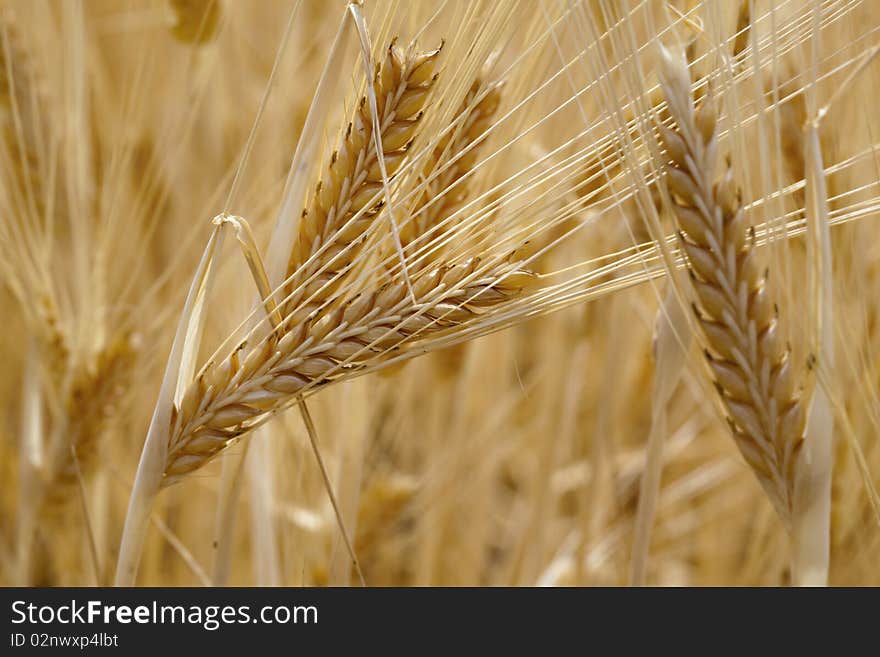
[[115, 223, 227, 586], [298, 399, 366, 587]]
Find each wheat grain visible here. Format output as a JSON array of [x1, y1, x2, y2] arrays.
[[381, 75, 503, 378], [173, 38, 445, 488], [657, 47, 806, 525]]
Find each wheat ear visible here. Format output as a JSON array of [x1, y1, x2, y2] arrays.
[[165, 259, 534, 484], [401, 77, 502, 248], [378, 75, 504, 378], [657, 48, 806, 525], [283, 40, 441, 318], [0, 11, 69, 379], [41, 333, 136, 513]]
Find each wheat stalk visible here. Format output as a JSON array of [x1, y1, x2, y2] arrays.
[[0, 7, 47, 221], [657, 47, 806, 526]]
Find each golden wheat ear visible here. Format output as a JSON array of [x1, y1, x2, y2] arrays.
[[41, 332, 137, 514], [656, 46, 806, 526], [401, 76, 503, 250], [155, 30, 545, 486], [165, 256, 536, 484], [282, 40, 442, 319]]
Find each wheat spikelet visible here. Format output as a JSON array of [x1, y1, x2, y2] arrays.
[[401, 77, 502, 248], [35, 294, 70, 386], [165, 258, 535, 485], [169, 0, 222, 45], [657, 48, 806, 525], [283, 40, 442, 319]]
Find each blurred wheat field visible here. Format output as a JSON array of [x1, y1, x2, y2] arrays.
[[1, 0, 879, 586]]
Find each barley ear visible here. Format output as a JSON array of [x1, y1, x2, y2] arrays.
[[402, 76, 503, 249], [283, 41, 442, 317], [656, 45, 806, 526]]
